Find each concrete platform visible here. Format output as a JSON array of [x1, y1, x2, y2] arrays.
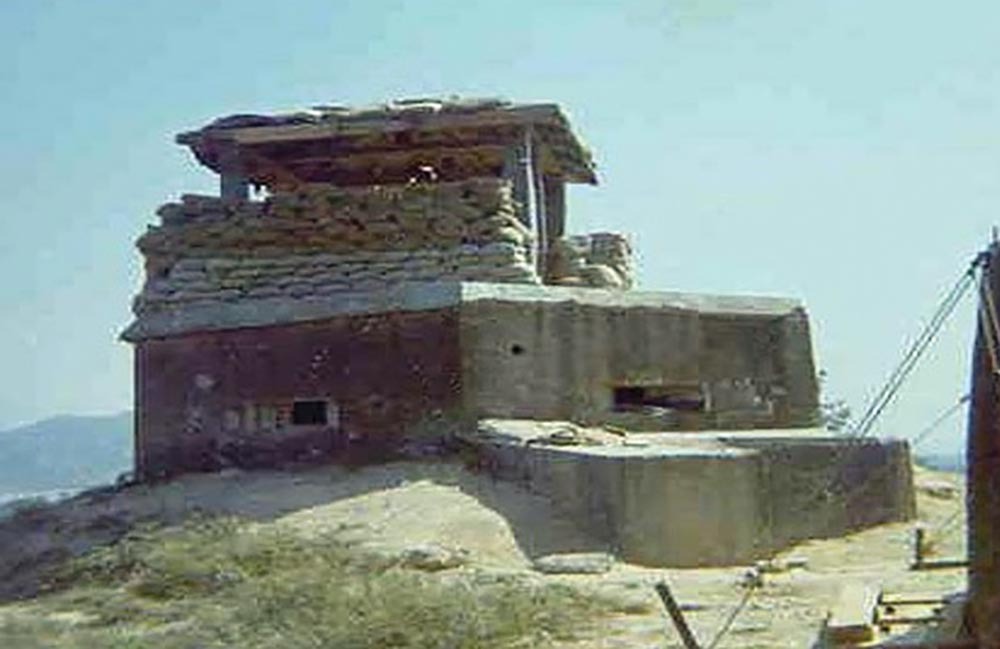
[[468, 421, 916, 567]]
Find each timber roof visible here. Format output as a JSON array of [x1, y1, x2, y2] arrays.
[[176, 98, 598, 186]]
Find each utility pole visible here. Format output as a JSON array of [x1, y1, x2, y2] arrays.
[[968, 240, 1000, 646]]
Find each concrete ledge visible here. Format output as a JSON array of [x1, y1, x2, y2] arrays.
[[469, 420, 915, 567], [122, 280, 805, 341], [121, 282, 464, 341], [459, 282, 804, 316]]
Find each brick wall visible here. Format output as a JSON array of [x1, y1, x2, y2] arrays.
[[134, 309, 462, 478]]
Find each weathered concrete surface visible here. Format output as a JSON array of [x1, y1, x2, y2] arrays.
[[122, 281, 465, 341], [134, 309, 463, 479], [722, 435, 916, 549], [124, 280, 807, 340], [124, 282, 821, 480], [459, 286, 819, 429], [471, 421, 915, 567]]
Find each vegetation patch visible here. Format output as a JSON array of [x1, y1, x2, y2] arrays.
[[2, 516, 608, 648]]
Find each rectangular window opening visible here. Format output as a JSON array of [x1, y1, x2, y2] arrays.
[[612, 385, 705, 412], [292, 400, 329, 426]]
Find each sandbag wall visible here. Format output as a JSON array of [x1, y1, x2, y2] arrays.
[[134, 178, 538, 315]]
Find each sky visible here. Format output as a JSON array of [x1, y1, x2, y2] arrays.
[[1, 0, 998, 455]]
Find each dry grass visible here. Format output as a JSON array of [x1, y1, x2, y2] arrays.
[[0, 515, 607, 649]]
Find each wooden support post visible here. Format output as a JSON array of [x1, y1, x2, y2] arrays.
[[219, 143, 249, 200], [541, 175, 565, 282], [911, 526, 968, 571], [654, 581, 701, 649], [532, 152, 548, 276], [968, 241, 1000, 647], [914, 526, 926, 569], [543, 175, 566, 240], [502, 128, 538, 269]]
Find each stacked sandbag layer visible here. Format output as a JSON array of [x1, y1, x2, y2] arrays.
[[134, 178, 538, 314], [546, 232, 634, 289]]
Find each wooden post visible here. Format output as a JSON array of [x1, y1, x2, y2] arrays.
[[502, 128, 538, 268], [541, 174, 565, 281], [218, 143, 249, 200], [543, 175, 566, 240], [914, 527, 926, 569], [968, 241, 1000, 646], [532, 150, 548, 276], [654, 581, 701, 649]]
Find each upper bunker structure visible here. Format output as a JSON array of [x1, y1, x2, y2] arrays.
[[123, 98, 821, 479]]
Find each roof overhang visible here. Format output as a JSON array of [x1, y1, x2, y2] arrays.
[[176, 99, 598, 186]]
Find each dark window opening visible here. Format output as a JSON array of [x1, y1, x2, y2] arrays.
[[510, 344, 526, 356], [292, 400, 328, 425], [612, 385, 705, 412]]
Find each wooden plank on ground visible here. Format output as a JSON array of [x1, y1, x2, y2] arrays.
[[879, 592, 949, 607], [822, 582, 881, 646]]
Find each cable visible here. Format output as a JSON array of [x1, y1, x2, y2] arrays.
[[809, 249, 991, 567], [850, 261, 980, 438], [706, 584, 756, 649], [933, 505, 965, 538], [804, 252, 984, 523], [910, 394, 971, 449], [808, 391, 971, 542]]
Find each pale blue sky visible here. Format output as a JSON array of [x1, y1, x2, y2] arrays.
[[2, 1, 998, 454]]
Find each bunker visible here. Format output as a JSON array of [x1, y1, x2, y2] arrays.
[[122, 97, 914, 566]]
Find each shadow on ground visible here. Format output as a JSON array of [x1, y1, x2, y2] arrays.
[[0, 457, 604, 602]]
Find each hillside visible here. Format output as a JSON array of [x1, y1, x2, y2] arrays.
[[916, 451, 965, 473], [0, 413, 132, 496], [0, 458, 969, 648]]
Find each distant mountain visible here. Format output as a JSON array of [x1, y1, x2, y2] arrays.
[[915, 451, 965, 474], [0, 412, 133, 494]]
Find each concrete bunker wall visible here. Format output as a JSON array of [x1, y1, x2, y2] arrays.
[[134, 309, 462, 479], [700, 310, 819, 427], [460, 299, 700, 422], [459, 299, 819, 429], [724, 437, 916, 547], [134, 178, 538, 316], [477, 433, 915, 567], [484, 444, 763, 567]]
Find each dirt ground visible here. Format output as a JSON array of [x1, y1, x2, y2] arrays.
[[0, 459, 967, 648]]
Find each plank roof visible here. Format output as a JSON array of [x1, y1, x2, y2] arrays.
[[176, 98, 598, 186]]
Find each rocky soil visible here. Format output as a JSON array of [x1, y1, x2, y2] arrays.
[[0, 459, 967, 648]]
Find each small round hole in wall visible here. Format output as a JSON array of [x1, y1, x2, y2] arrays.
[[510, 344, 526, 356]]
